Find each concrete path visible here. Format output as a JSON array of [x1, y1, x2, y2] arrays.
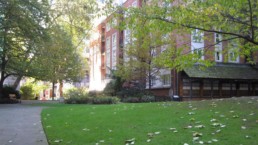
[[0, 104, 48, 145]]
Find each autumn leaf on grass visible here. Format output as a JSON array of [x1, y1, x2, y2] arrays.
[[82, 128, 90, 131], [194, 125, 205, 129], [54, 139, 63, 143], [188, 112, 195, 115], [125, 138, 135, 145], [193, 132, 203, 137]]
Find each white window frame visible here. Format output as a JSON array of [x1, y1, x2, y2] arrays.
[[228, 49, 239, 63], [106, 22, 110, 32], [162, 74, 171, 86], [112, 33, 117, 69], [214, 33, 222, 62], [191, 29, 204, 60], [106, 37, 111, 76], [132, 0, 137, 7]]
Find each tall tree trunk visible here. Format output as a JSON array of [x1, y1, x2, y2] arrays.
[[0, 76, 4, 95], [13, 75, 23, 89], [52, 81, 55, 101], [59, 80, 63, 97]]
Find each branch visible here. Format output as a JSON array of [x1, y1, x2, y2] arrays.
[[248, 0, 254, 40], [144, 14, 258, 45]]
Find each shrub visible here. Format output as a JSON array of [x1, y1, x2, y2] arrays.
[[65, 96, 120, 104], [64, 88, 88, 99], [141, 95, 155, 102], [64, 87, 120, 104], [20, 85, 34, 100]]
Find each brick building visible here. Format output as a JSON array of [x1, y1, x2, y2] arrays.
[[89, 0, 258, 100]]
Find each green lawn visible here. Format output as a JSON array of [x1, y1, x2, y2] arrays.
[[41, 97, 258, 145]]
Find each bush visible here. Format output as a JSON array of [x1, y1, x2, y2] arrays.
[[64, 88, 88, 99], [141, 95, 155, 102], [20, 85, 35, 100], [64, 88, 120, 104], [65, 96, 120, 104]]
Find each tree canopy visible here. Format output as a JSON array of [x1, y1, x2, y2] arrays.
[[117, 0, 258, 70], [0, 0, 97, 94]]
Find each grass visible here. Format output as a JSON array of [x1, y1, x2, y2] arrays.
[[41, 97, 258, 145]]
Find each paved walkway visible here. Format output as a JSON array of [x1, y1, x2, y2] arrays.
[[0, 104, 48, 145]]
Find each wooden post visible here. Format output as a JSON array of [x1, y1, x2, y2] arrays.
[[230, 81, 233, 97], [190, 79, 193, 100], [210, 80, 213, 99], [219, 80, 222, 97], [199, 80, 203, 97], [248, 81, 251, 96]]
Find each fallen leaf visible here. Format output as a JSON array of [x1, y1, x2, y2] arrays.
[[154, 131, 160, 135], [195, 125, 205, 129], [210, 119, 217, 122], [212, 139, 218, 142], [146, 139, 151, 142], [193, 132, 202, 137], [54, 139, 63, 143], [241, 126, 246, 130], [193, 137, 199, 141], [99, 140, 105, 143]]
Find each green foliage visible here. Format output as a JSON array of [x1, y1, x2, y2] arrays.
[[64, 88, 89, 99], [20, 79, 48, 100], [65, 96, 120, 104], [20, 85, 34, 100], [103, 69, 124, 96], [64, 87, 120, 104], [0, 0, 50, 90], [115, 0, 258, 72]]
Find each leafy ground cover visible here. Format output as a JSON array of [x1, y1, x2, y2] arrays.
[[41, 97, 258, 145]]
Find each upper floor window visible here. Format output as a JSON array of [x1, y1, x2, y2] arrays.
[[132, 0, 137, 7], [106, 22, 110, 32], [191, 29, 204, 60], [191, 29, 203, 43], [228, 43, 239, 63], [214, 33, 222, 62]]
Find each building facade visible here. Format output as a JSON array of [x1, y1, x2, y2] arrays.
[[89, 0, 258, 100]]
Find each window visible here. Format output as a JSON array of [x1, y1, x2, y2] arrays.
[[124, 29, 131, 45], [112, 18, 117, 28], [192, 29, 203, 43], [228, 50, 239, 63], [151, 76, 156, 86], [112, 33, 117, 69], [106, 37, 111, 76], [214, 33, 222, 62], [162, 74, 171, 86], [132, 0, 137, 7], [106, 22, 110, 32], [191, 29, 204, 60]]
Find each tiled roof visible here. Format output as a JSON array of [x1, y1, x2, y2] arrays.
[[184, 63, 258, 80]]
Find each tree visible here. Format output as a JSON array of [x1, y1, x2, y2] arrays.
[[28, 25, 86, 99], [0, 0, 50, 94], [117, 0, 258, 70]]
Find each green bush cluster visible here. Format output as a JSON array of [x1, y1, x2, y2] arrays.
[[64, 88, 120, 104], [65, 96, 120, 104], [20, 85, 34, 100]]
